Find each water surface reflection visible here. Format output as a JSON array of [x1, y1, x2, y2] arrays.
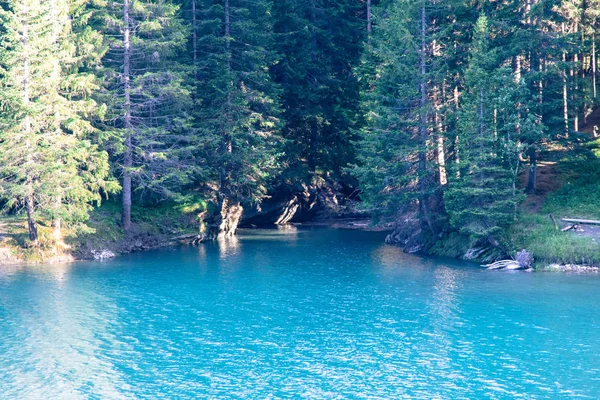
[[0, 228, 599, 398]]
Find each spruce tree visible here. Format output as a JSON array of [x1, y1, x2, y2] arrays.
[[353, 0, 441, 232], [0, 0, 116, 243], [444, 15, 524, 247], [272, 0, 363, 182], [94, 0, 192, 232], [191, 0, 282, 236]]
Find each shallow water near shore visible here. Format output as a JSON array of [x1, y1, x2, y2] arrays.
[[1, 227, 600, 398]]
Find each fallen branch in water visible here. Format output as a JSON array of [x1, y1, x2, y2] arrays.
[[484, 260, 521, 270], [169, 234, 205, 244], [483, 250, 533, 270]]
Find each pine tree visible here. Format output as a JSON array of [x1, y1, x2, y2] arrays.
[[191, 0, 282, 236], [94, 0, 193, 232], [444, 15, 525, 247], [353, 0, 441, 231], [272, 0, 363, 182], [0, 0, 116, 243]]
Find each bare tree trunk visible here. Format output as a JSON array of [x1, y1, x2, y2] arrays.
[[433, 84, 446, 185], [217, 197, 243, 237], [453, 86, 460, 178], [562, 23, 569, 137], [572, 22, 579, 131], [573, 53, 579, 131], [436, 133, 446, 185], [514, 55, 522, 84], [594, 31, 597, 99], [493, 108, 498, 140], [122, 0, 133, 231], [539, 57, 544, 109]]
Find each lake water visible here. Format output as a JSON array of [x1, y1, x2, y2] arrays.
[[1, 228, 600, 398]]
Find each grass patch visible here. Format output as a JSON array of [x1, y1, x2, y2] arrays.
[[0, 198, 201, 262], [429, 232, 473, 259], [508, 214, 600, 267], [507, 146, 600, 267]]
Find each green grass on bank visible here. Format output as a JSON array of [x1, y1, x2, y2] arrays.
[[0, 216, 73, 262], [507, 214, 600, 267], [71, 200, 199, 250], [511, 147, 600, 267], [0, 200, 200, 262]]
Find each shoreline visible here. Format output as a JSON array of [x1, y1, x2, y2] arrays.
[[1, 219, 599, 274]]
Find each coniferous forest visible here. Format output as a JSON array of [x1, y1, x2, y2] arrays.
[[2, 0, 600, 266]]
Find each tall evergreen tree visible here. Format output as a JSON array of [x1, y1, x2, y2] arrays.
[[0, 0, 116, 243], [444, 15, 525, 247], [354, 0, 442, 232], [94, 0, 192, 231], [272, 0, 364, 183], [191, 0, 282, 236]]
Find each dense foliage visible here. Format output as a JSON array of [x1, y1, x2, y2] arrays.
[[0, 0, 599, 253]]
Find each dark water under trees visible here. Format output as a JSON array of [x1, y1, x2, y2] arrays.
[[1, 228, 599, 398]]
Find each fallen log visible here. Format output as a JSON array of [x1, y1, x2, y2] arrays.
[[561, 218, 600, 225], [170, 234, 200, 241], [561, 224, 577, 232], [169, 233, 207, 244], [484, 260, 521, 270]]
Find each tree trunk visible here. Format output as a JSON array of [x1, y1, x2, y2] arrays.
[[573, 52, 579, 131], [51, 0, 63, 241], [26, 192, 38, 242], [225, 0, 231, 69], [122, 0, 133, 231], [434, 85, 446, 185], [527, 148, 536, 193], [21, 13, 37, 243], [218, 198, 243, 237], [572, 22, 579, 131], [275, 197, 300, 225], [453, 86, 460, 178], [308, 0, 318, 173], [224, 0, 233, 148], [436, 132, 446, 185], [419, 4, 427, 183], [593, 31, 597, 99], [192, 0, 197, 82], [418, 3, 434, 233], [53, 195, 62, 242], [366, 0, 372, 35], [561, 23, 569, 137]]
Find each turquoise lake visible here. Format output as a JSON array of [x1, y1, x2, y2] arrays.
[[1, 227, 600, 398]]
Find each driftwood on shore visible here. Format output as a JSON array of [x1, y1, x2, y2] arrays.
[[484, 260, 522, 270], [561, 224, 578, 232], [483, 250, 533, 270], [169, 234, 205, 244]]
